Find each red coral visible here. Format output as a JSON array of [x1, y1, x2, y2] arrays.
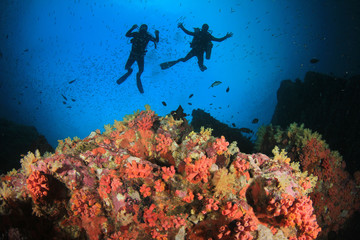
[[70, 189, 102, 218], [91, 147, 107, 156], [284, 196, 321, 240], [128, 129, 155, 158], [212, 136, 229, 155], [182, 189, 194, 203], [81, 215, 107, 240], [156, 133, 173, 155], [161, 166, 175, 182], [202, 198, 219, 214], [125, 160, 153, 179], [218, 213, 258, 240], [222, 202, 244, 220], [140, 184, 151, 197], [233, 155, 250, 175], [129, 109, 156, 130], [266, 193, 295, 217], [185, 155, 214, 184], [154, 179, 165, 192], [26, 170, 50, 203]]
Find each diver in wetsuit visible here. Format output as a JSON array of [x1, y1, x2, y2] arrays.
[[117, 24, 159, 93], [160, 23, 233, 71]]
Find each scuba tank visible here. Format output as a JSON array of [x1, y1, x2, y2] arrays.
[[205, 41, 213, 59]]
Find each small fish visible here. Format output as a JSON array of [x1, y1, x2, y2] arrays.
[[232, 123, 236, 127], [23, 49, 29, 52], [162, 101, 167, 106], [188, 102, 192, 105], [310, 58, 319, 64], [252, 118, 259, 124], [226, 86, 230, 92], [239, 128, 253, 134], [189, 93, 194, 98], [71, 98, 76, 102], [62, 101, 66, 104], [61, 94, 67, 101], [68, 79, 76, 84], [66, 106, 72, 109], [209, 81, 222, 88]]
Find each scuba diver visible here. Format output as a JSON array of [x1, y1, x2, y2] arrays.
[[160, 23, 233, 72], [117, 24, 159, 93]]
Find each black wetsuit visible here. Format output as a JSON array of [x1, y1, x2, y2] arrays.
[[117, 26, 159, 93], [160, 25, 230, 72]]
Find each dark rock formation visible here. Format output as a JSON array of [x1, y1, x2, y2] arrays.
[[0, 118, 54, 174], [191, 109, 254, 153], [271, 71, 360, 174]]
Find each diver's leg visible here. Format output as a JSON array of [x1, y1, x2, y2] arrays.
[[136, 58, 144, 93], [117, 55, 135, 84], [160, 50, 195, 70], [179, 50, 195, 62], [197, 52, 207, 71]]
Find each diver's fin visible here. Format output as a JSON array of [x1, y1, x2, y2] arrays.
[[160, 60, 178, 70], [136, 73, 144, 94], [116, 69, 133, 85]]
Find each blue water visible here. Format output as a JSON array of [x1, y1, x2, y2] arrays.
[[0, 0, 359, 148]]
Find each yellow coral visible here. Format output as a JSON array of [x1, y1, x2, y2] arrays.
[[200, 126, 213, 136], [0, 182, 15, 201], [228, 141, 240, 155], [21, 150, 41, 176], [212, 168, 236, 200], [113, 119, 126, 131], [103, 124, 114, 135], [272, 146, 291, 164]]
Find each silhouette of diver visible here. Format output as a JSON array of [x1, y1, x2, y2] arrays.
[[160, 23, 233, 71], [117, 24, 159, 93]]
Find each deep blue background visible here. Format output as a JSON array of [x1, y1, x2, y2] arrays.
[[1, 0, 359, 148]]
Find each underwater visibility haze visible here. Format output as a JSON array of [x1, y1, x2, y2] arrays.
[[1, 1, 360, 239], [1, 0, 359, 148]]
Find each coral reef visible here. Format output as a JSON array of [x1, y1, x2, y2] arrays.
[[271, 71, 360, 174], [256, 123, 360, 238], [1, 106, 321, 239]]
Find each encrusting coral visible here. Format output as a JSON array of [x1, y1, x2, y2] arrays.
[[1, 106, 321, 239], [255, 123, 360, 238]]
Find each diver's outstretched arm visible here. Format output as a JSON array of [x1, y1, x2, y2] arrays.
[[126, 24, 138, 37], [178, 23, 195, 36], [211, 32, 233, 42]]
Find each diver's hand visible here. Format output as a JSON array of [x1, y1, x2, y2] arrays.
[[177, 22, 184, 28], [226, 32, 233, 38], [132, 24, 138, 29], [155, 30, 159, 36]]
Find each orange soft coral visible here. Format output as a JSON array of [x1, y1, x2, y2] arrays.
[[26, 170, 50, 203], [155, 133, 173, 156], [125, 160, 153, 179], [185, 155, 214, 184], [70, 189, 102, 218], [161, 166, 175, 182], [284, 196, 321, 240], [212, 136, 229, 155]]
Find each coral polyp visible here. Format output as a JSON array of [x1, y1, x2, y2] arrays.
[[0, 106, 320, 239]]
